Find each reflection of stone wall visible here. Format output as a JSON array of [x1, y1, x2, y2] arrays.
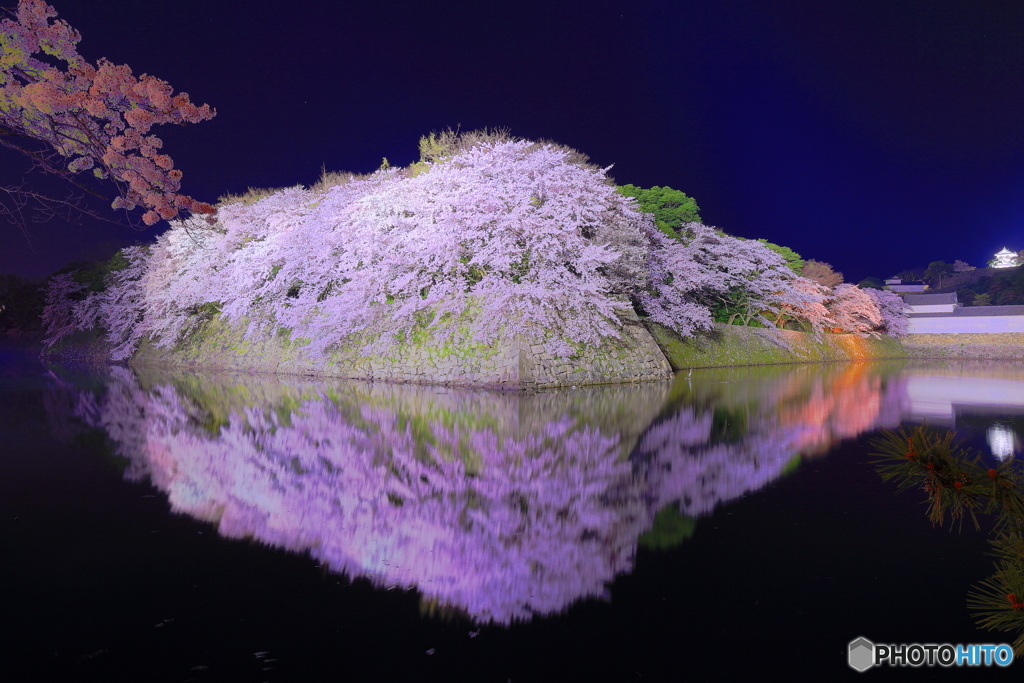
[[131, 365, 673, 448], [902, 358, 1024, 381], [128, 309, 672, 389]]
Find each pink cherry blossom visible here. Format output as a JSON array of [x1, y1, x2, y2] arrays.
[[42, 138, 901, 360], [828, 283, 884, 337], [1, 0, 215, 224], [865, 287, 909, 338]]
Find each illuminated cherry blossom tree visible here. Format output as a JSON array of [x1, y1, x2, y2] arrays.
[[648, 223, 830, 331], [42, 136, 842, 358], [865, 287, 909, 338], [770, 276, 833, 332], [828, 282, 883, 336], [74, 245, 149, 358], [0, 0, 215, 227], [39, 269, 84, 346], [802, 259, 844, 288]]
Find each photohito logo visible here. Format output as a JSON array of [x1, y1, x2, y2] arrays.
[[848, 637, 1014, 671]]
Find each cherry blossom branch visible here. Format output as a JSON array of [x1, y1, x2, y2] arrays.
[[0, 0, 216, 231]]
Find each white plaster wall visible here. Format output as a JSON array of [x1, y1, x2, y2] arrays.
[[907, 304, 956, 314], [908, 315, 1024, 333]]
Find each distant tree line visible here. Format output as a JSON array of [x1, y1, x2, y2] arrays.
[[0, 248, 133, 339], [856, 255, 1024, 306], [955, 268, 1024, 307], [0, 272, 45, 338]]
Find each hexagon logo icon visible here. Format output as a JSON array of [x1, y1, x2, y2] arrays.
[[849, 637, 875, 672]]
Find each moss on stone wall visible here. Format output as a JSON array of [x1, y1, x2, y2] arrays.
[[122, 306, 673, 388], [52, 307, 1024, 386], [645, 322, 905, 370]]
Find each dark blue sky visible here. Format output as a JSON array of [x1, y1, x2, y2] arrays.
[[3, 0, 1023, 283]]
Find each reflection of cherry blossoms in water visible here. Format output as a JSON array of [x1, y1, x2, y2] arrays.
[[775, 364, 909, 455], [636, 408, 807, 516], [48, 361, 912, 624], [634, 364, 910, 516], [75, 367, 668, 624]]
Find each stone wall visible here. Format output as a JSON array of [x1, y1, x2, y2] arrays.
[[931, 267, 1000, 291], [646, 322, 906, 370], [902, 332, 1024, 360], [54, 310, 1024, 386], [126, 308, 674, 389], [46, 316, 915, 386]]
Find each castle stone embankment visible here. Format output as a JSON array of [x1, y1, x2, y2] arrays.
[[645, 323, 906, 370], [123, 309, 673, 389], [46, 316, 1023, 388], [901, 332, 1024, 361]]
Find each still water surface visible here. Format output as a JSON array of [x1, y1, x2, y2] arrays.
[[2, 350, 1022, 680]]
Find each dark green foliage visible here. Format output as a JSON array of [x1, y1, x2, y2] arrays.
[[968, 533, 1024, 656], [55, 248, 136, 294], [6, 248, 136, 340], [996, 290, 1024, 305], [187, 301, 222, 324], [710, 286, 757, 326], [892, 268, 925, 282], [957, 288, 977, 305], [924, 260, 955, 288], [72, 427, 128, 473], [617, 184, 701, 238], [872, 426, 985, 530], [858, 277, 884, 289], [0, 272, 46, 335], [638, 505, 697, 550], [780, 453, 802, 476], [757, 239, 804, 274], [711, 406, 748, 443], [873, 425, 1024, 654], [943, 266, 1024, 303]]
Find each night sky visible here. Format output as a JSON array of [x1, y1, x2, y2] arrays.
[[3, 0, 1024, 283]]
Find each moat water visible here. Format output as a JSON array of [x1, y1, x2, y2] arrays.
[[2, 347, 1021, 680]]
